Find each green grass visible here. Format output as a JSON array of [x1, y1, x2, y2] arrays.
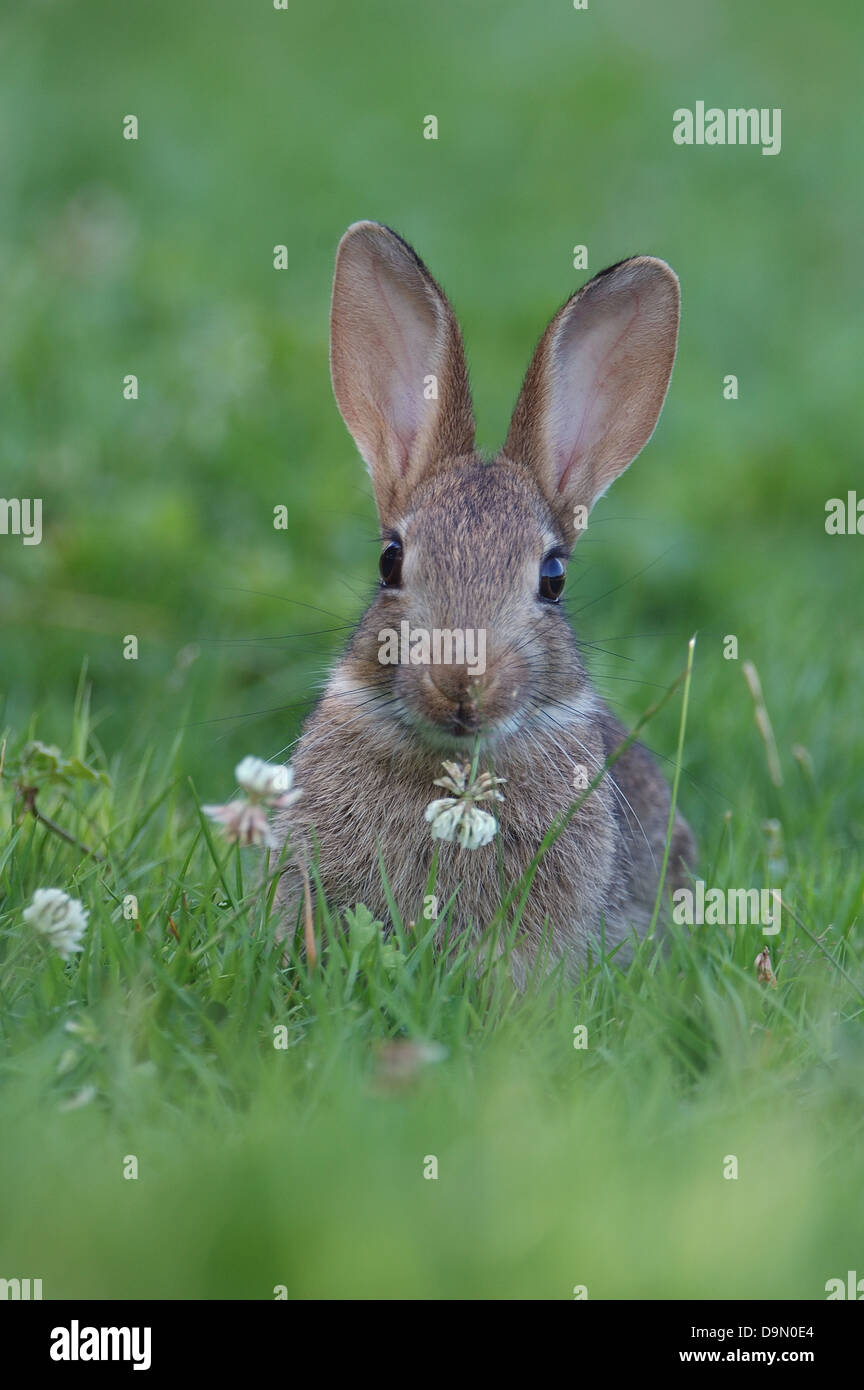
[[1, 0, 863, 1299], [2, 646, 863, 1299]]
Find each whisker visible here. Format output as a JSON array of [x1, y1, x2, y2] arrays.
[[215, 585, 357, 624], [270, 692, 401, 764], [529, 700, 657, 869], [570, 545, 678, 617], [197, 624, 355, 645]]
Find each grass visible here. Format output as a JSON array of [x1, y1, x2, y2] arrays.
[[1, 0, 863, 1299], [2, 640, 863, 1299]]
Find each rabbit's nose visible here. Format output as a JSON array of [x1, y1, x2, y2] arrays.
[[428, 665, 480, 705], [454, 701, 480, 735], [432, 672, 487, 733]]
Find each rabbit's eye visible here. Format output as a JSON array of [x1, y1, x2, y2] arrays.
[[539, 554, 566, 602], [379, 540, 403, 587]]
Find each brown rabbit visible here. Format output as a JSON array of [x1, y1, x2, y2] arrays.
[[275, 221, 695, 979]]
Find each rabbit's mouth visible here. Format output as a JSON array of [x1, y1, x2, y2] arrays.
[[402, 712, 521, 755], [388, 663, 529, 751], [395, 689, 524, 753]]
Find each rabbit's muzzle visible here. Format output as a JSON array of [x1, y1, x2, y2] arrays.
[[408, 658, 523, 742]]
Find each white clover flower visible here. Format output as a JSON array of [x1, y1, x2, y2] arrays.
[[23, 888, 89, 961], [432, 761, 505, 803], [205, 756, 302, 849], [203, 798, 277, 848], [425, 798, 499, 849], [754, 946, 777, 988], [424, 799, 464, 841], [234, 756, 301, 809], [433, 761, 471, 796], [424, 761, 505, 850], [457, 805, 497, 849]]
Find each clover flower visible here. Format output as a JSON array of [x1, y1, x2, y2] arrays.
[[234, 756, 300, 808], [754, 946, 777, 988], [23, 888, 89, 960], [424, 760, 505, 850], [204, 799, 278, 848], [204, 756, 301, 848]]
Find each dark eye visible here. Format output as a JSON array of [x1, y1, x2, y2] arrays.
[[539, 553, 566, 602], [379, 540, 403, 587]]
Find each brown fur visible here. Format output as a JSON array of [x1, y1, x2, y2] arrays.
[[274, 223, 695, 980]]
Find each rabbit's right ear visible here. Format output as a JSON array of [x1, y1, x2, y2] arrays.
[[330, 222, 475, 526]]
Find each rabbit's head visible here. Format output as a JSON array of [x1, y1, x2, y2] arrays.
[[329, 222, 679, 751]]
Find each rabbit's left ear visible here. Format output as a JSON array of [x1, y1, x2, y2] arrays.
[[330, 222, 475, 526], [503, 256, 679, 535]]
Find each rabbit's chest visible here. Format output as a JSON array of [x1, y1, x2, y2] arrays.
[[292, 737, 618, 940]]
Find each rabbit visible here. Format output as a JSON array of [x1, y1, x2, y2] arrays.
[[274, 221, 695, 980]]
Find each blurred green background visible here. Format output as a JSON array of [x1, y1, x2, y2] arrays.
[[2, 0, 861, 801], [1, 0, 863, 1302]]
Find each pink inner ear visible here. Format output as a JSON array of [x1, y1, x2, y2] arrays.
[[369, 261, 438, 477], [554, 289, 641, 497]]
